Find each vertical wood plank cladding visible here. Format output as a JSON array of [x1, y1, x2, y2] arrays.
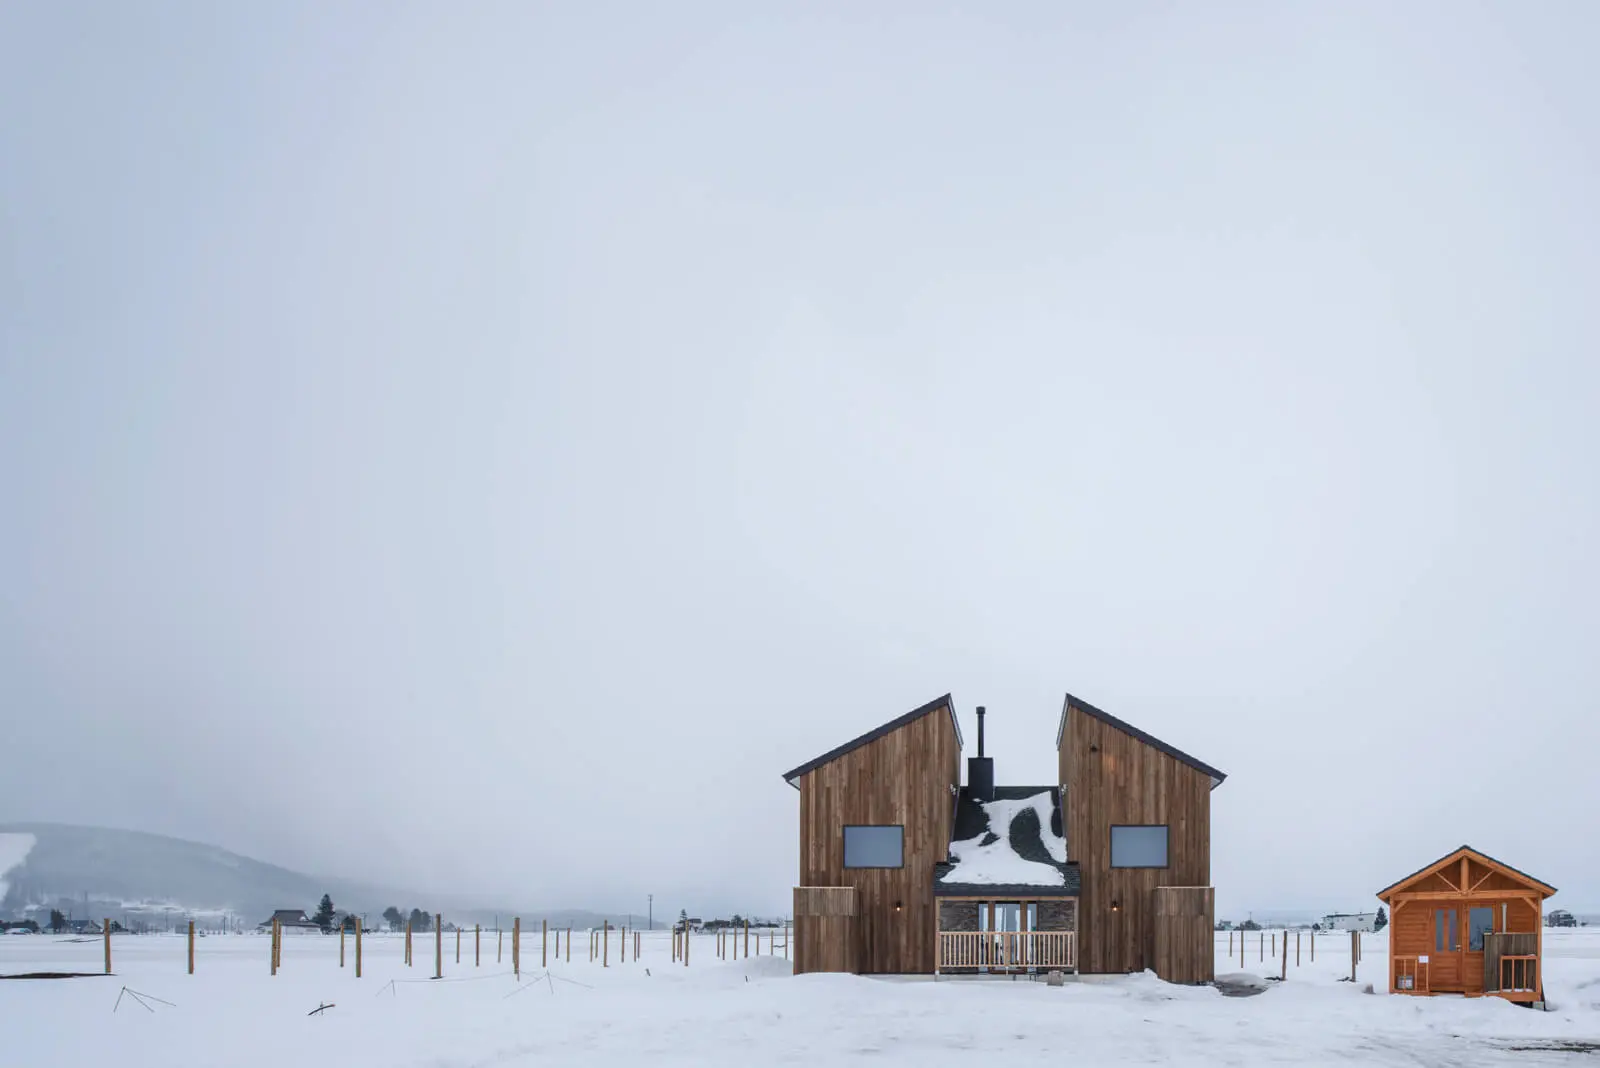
[[1152, 886, 1214, 984], [796, 701, 960, 974], [1060, 704, 1212, 974]]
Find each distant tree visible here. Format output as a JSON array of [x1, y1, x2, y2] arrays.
[[383, 906, 404, 932], [340, 914, 360, 932], [49, 909, 66, 933], [1240, 919, 1261, 931], [408, 908, 432, 933], [731, 915, 744, 927], [109, 920, 125, 933], [1374, 907, 1388, 932], [313, 894, 337, 932]]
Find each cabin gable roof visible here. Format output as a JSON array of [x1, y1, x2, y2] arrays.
[[781, 693, 962, 789], [1055, 692, 1227, 788], [1376, 845, 1558, 901]]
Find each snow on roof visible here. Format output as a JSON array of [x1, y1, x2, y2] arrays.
[[938, 791, 1068, 888]]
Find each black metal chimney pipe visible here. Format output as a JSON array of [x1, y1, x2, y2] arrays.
[[967, 705, 995, 802]]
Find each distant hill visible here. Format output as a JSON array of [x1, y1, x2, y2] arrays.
[[0, 822, 616, 931]]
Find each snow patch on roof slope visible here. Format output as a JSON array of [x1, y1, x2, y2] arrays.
[[938, 792, 1066, 887], [0, 832, 37, 903]]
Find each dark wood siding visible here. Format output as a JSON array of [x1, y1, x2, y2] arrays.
[[1059, 703, 1213, 974], [796, 701, 961, 974], [1152, 886, 1215, 984]]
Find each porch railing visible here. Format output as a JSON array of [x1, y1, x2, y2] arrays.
[[1394, 955, 1429, 994], [938, 931, 1076, 972], [1499, 954, 1538, 993]]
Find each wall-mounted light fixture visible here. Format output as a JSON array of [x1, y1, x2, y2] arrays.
[[1089, 743, 1100, 753], [894, 901, 903, 912], [1111, 899, 1121, 912]]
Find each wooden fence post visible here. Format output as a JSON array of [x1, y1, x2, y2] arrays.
[[685, 924, 690, 966], [1239, 929, 1245, 968], [1296, 930, 1301, 968], [1350, 930, 1358, 982], [356, 921, 363, 978], [1260, 931, 1264, 962], [476, 924, 481, 967], [406, 920, 412, 966], [1272, 932, 1276, 958], [745, 920, 750, 958], [188, 920, 196, 975], [543, 919, 548, 968], [435, 914, 443, 979], [271, 918, 279, 975], [1311, 929, 1315, 962], [566, 927, 571, 962], [513, 918, 521, 978], [1281, 930, 1288, 981], [604, 922, 610, 967], [498, 926, 503, 964], [340, 923, 346, 968]]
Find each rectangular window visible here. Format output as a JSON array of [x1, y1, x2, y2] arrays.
[[1435, 909, 1458, 952], [843, 825, 904, 869], [1110, 825, 1169, 868], [1468, 907, 1494, 951]]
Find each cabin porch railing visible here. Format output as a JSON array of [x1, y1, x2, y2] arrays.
[[1498, 954, 1538, 994], [937, 931, 1076, 973], [1393, 955, 1429, 994]]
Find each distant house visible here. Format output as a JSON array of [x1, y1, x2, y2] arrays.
[[1320, 912, 1378, 933], [258, 909, 322, 935], [1547, 909, 1577, 928], [66, 919, 102, 935]]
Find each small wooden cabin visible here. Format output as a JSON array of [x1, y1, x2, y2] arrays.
[[1376, 845, 1557, 1004]]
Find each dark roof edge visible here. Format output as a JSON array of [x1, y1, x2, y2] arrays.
[[781, 693, 961, 789], [1376, 844, 1559, 900], [1056, 692, 1228, 788]]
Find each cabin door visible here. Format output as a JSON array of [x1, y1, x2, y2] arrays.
[[1430, 907, 1462, 990]]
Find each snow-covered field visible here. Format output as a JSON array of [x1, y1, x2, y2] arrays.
[[4, 927, 1599, 1065]]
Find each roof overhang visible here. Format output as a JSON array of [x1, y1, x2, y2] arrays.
[[782, 693, 962, 790], [1056, 692, 1227, 789], [1376, 845, 1558, 902]]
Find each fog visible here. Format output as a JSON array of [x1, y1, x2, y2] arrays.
[[2, 2, 1596, 920]]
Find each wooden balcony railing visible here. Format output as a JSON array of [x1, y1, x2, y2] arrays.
[[1394, 955, 1429, 994], [938, 931, 1076, 973], [1499, 954, 1538, 993]]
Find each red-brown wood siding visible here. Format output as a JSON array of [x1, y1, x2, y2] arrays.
[[796, 702, 961, 974], [1058, 704, 1213, 974]]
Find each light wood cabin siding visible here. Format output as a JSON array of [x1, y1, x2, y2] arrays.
[[1058, 704, 1212, 974], [1380, 849, 1553, 1000], [796, 703, 961, 974]]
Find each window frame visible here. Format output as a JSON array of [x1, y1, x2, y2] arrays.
[[1109, 824, 1170, 869], [842, 824, 905, 870], [1468, 907, 1495, 952]]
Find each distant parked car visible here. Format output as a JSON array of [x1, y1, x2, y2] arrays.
[[7, 927, 33, 935], [1547, 909, 1577, 928]]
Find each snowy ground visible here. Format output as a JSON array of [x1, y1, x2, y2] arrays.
[[4, 927, 1599, 1065]]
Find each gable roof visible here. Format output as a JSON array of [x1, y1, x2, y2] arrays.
[[933, 786, 1080, 897], [1376, 845, 1558, 901], [781, 693, 963, 789], [1055, 692, 1227, 788]]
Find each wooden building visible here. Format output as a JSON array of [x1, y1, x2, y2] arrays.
[[1057, 694, 1225, 977], [784, 691, 1225, 981], [1376, 846, 1557, 1004]]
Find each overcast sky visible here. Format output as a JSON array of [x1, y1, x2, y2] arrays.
[[2, 2, 1596, 921]]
